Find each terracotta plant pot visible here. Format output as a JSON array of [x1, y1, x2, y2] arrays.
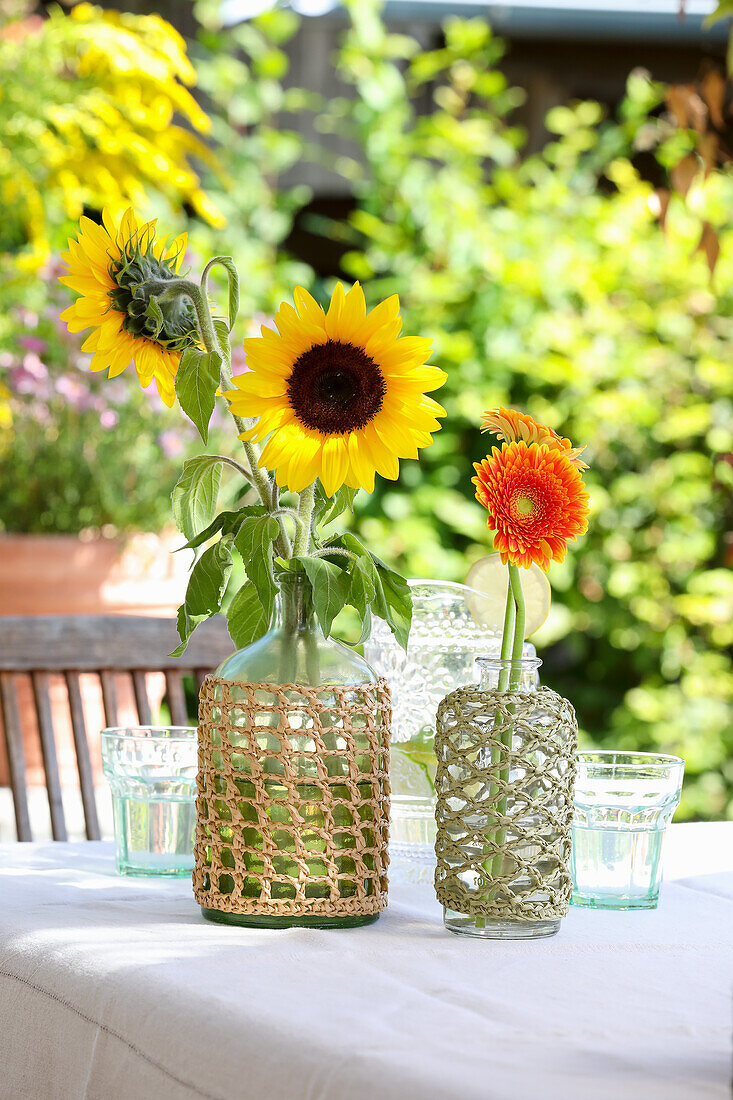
[[0, 531, 193, 788], [0, 531, 191, 616]]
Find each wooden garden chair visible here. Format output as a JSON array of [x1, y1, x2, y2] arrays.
[[0, 615, 233, 842]]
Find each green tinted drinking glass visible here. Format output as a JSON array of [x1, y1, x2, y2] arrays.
[[571, 751, 684, 910], [101, 726, 197, 876]]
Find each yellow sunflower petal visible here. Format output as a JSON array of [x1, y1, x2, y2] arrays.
[[107, 348, 133, 377], [354, 294, 400, 344], [59, 306, 92, 333], [81, 330, 101, 353], [101, 207, 118, 238], [334, 282, 366, 340], [324, 282, 346, 341], [361, 423, 399, 480], [154, 367, 176, 408], [320, 435, 349, 496], [283, 432, 322, 492], [347, 431, 376, 494], [293, 286, 326, 327], [232, 372, 288, 399]]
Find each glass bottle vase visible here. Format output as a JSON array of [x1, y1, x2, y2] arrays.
[[434, 656, 578, 940], [193, 570, 389, 929], [365, 580, 536, 872]]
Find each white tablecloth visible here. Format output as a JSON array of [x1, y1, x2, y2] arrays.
[[0, 822, 731, 1100]]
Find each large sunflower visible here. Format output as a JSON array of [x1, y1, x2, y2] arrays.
[[225, 283, 447, 495], [59, 208, 195, 406]]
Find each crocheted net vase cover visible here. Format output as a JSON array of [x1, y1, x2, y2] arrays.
[[434, 685, 578, 923], [193, 676, 391, 920]]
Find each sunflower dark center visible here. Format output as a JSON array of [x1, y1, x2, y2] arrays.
[[287, 340, 386, 434], [107, 245, 198, 352]]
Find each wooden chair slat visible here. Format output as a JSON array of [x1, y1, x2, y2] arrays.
[[165, 671, 189, 727], [132, 670, 153, 725], [0, 673, 32, 841], [100, 671, 119, 728], [0, 614, 233, 841], [0, 616, 233, 672], [31, 672, 68, 842], [65, 672, 101, 841]]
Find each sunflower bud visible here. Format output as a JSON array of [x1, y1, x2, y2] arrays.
[[108, 242, 198, 354]]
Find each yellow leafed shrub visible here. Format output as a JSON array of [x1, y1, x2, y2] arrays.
[[0, 2, 223, 273]]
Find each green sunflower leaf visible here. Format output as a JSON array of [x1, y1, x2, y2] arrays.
[[372, 553, 413, 650], [314, 483, 359, 527], [346, 555, 376, 618], [298, 555, 350, 637], [330, 535, 412, 649], [203, 256, 240, 331], [171, 537, 233, 656], [175, 346, 221, 443], [227, 578, 271, 650], [171, 455, 224, 542], [234, 513, 280, 614], [213, 318, 231, 355], [179, 504, 268, 553]]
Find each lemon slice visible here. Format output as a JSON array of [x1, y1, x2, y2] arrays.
[[391, 743, 436, 797], [465, 553, 551, 638]]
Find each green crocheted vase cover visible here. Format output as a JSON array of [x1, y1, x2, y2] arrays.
[[434, 685, 578, 922]]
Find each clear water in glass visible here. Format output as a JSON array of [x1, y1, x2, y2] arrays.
[[571, 751, 684, 909], [101, 726, 197, 876]]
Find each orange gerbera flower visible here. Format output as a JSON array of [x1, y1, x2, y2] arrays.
[[473, 441, 589, 571], [481, 407, 588, 470]]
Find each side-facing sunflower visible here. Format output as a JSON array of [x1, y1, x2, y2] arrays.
[[225, 282, 447, 495], [59, 208, 196, 406]]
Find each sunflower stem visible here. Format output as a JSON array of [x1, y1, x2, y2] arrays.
[[271, 507, 306, 540], [311, 548, 358, 563], [211, 454, 254, 485], [154, 277, 280, 535], [294, 483, 316, 557]]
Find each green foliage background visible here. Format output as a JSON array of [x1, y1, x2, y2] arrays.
[[323, 5, 732, 820], [0, 0, 730, 820]]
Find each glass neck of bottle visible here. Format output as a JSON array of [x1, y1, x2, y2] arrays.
[[477, 656, 541, 692], [273, 571, 319, 634]]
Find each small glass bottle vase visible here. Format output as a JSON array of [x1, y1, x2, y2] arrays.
[[434, 657, 578, 940], [193, 570, 390, 929]]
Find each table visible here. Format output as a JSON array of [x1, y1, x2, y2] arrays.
[[0, 822, 730, 1100]]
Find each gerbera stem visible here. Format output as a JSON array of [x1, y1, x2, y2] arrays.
[[498, 571, 516, 686], [484, 565, 526, 907], [508, 564, 526, 688], [477, 569, 517, 925]]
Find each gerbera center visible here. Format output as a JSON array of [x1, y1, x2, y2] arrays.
[[108, 244, 198, 353], [515, 494, 536, 517], [287, 340, 386, 434]]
